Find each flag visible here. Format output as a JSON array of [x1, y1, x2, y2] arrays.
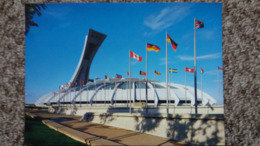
[[81, 80, 85, 85], [201, 67, 204, 74], [195, 19, 204, 29], [154, 70, 161, 75], [116, 74, 122, 79], [147, 43, 160, 52], [130, 50, 142, 62], [140, 71, 147, 76], [185, 67, 194, 73], [88, 79, 94, 82], [127, 72, 129, 76], [95, 77, 101, 80], [53, 92, 57, 95], [218, 66, 223, 70], [167, 34, 178, 51], [169, 68, 178, 73], [70, 82, 73, 87], [105, 75, 111, 80]]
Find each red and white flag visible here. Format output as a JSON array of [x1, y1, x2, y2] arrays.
[[185, 67, 194, 73], [201, 67, 204, 74], [105, 75, 111, 80], [130, 50, 142, 62]]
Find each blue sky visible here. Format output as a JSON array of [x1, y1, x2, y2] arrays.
[[25, 3, 223, 104]]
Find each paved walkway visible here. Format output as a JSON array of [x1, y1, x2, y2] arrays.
[[26, 109, 184, 145]]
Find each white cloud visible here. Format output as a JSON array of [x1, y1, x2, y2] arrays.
[[178, 52, 222, 61], [159, 57, 178, 65], [143, 5, 191, 35]]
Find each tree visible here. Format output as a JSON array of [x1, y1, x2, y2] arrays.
[[25, 4, 46, 35]]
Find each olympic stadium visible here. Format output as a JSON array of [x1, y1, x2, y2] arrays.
[[35, 78, 216, 107], [35, 29, 216, 109], [31, 29, 224, 145]]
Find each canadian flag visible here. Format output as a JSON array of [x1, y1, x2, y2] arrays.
[[105, 75, 111, 80], [201, 67, 204, 74], [185, 67, 194, 73], [130, 50, 142, 62]]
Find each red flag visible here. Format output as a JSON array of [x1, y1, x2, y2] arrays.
[[81, 80, 85, 85], [185, 67, 194, 73], [127, 72, 129, 76], [130, 50, 142, 62], [105, 75, 111, 80], [201, 67, 204, 74]]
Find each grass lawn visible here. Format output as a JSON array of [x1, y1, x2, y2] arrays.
[[25, 114, 86, 145]]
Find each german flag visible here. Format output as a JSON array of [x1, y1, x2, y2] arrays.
[[140, 71, 147, 76], [167, 34, 178, 51], [154, 70, 161, 75], [147, 43, 160, 52]]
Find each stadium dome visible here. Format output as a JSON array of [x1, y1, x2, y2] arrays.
[[34, 29, 216, 107], [35, 78, 216, 107]]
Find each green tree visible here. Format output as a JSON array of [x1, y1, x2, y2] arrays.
[[25, 4, 46, 35]]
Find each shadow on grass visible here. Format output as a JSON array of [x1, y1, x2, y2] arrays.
[[24, 115, 86, 146]]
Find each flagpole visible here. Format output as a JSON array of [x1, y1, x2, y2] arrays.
[[166, 32, 169, 114], [185, 70, 187, 104], [201, 70, 203, 106], [217, 68, 219, 105], [154, 71, 155, 107], [194, 18, 198, 114], [139, 75, 141, 103], [169, 71, 171, 104], [59, 86, 60, 107], [104, 81, 106, 106], [129, 50, 132, 113], [127, 74, 129, 106], [146, 42, 148, 113]]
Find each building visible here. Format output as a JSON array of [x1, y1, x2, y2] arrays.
[[35, 29, 216, 107]]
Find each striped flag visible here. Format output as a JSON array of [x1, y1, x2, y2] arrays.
[[140, 71, 147, 76], [167, 34, 178, 51], [154, 70, 161, 75], [218, 66, 223, 70], [147, 43, 160, 52], [116, 74, 122, 79]]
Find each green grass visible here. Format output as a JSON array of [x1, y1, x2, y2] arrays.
[[25, 114, 86, 145]]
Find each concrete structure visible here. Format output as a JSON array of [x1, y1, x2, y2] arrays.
[[36, 78, 217, 107], [69, 29, 106, 87], [44, 107, 225, 145]]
